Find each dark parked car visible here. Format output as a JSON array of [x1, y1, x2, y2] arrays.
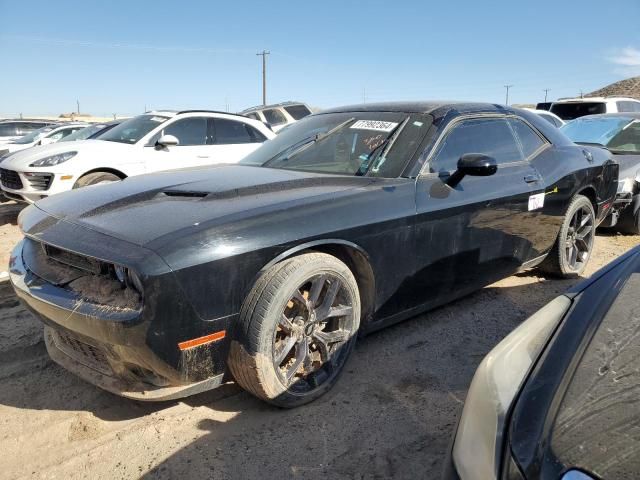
[[10, 102, 618, 407], [445, 245, 640, 480], [561, 113, 640, 233]]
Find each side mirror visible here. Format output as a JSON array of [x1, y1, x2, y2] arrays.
[[39, 137, 55, 146], [446, 153, 497, 187], [156, 134, 179, 148]]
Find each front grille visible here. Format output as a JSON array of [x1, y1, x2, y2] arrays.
[[24, 172, 53, 191], [51, 329, 112, 376], [0, 168, 22, 189]]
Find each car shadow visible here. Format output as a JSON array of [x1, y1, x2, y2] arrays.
[[0, 269, 584, 478]]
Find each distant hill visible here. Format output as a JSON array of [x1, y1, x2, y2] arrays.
[[587, 76, 640, 100]]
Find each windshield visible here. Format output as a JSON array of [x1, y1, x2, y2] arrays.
[[240, 112, 431, 177], [12, 126, 54, 144], [551, 102, 606, 120], [561, 117, 640, 154], [99, 114, 169, 144], [59, 124, 105, 142]]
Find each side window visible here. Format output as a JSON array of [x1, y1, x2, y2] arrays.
[[47, 128, 76, 141], [47, 130, 65, 141], [246, 113, 260, 121], [262, 108, 287, 126], [214, 119, 257, 144], [149, 117, 208, 146], [246, 125, 268, 142], [617, 101, 631, 112], [429, 118, 522, 173], [508, 118, 547, 158], [283, 104, 312, 120]]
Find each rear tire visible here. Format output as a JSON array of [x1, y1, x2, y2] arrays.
[[73, 172, 121, 189], [228, 253, 360, 408], [538, 194, 595, 278]]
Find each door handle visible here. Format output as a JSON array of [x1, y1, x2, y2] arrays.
[[524, 174, 541, 183], [197, 155, 210, 159]]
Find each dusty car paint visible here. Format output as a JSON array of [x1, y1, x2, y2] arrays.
[[10, 102, 618, 399]]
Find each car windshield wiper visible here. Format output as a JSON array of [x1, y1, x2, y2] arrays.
[[356, 117, 410, 176], [263, 117, 356, 167]]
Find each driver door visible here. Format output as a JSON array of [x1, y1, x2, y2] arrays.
[[143, 116, 210, 173], [408, 115, 541, 311]]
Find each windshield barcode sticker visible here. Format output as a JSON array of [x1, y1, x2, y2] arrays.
[[350, 120, 398, 132]]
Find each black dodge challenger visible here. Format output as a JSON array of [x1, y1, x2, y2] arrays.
[[9, 102, 618, 407]]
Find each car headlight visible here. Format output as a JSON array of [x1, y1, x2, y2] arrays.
[[452, 295, 572, 480], [112, 264, 144, 296], [29, 151, 77, 167]]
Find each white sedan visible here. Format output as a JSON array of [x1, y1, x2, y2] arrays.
[[0, 123, 88, 158], [0, 110, 275, 203]]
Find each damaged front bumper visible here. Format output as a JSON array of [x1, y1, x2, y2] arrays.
[[9, 238, 228, 401]]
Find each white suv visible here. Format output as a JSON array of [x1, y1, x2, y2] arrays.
[[550, 96, 640, 121], [0, 110, 275, 203], [241, 102, 313, 132]]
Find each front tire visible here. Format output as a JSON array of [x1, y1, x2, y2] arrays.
[[228, 253, 360, 408], [73, 172, 121, 189], [538, 194, 595, 278]]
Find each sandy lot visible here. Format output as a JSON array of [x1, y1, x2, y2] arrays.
[[0, 200, 637, 479]]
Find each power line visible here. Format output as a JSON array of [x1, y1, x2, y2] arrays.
[[504, 85, 513, 105], [256, 50, 270, 106]]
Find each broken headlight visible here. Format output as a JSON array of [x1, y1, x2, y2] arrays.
[[112, 264, 144, 295]]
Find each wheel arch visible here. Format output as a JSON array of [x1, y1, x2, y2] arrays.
[[576, 185, 597, 213], [78, 167, 128, 181], [259, 239, 376, 329]]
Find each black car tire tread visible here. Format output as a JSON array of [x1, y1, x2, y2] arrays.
[[74, 172, 121, 189], [228, 252, 360, 408], [539, 194, 594, 278]]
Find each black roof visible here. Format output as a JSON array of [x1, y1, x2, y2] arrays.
[[320, 101, 512, 116]]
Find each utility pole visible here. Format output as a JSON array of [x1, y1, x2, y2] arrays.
[[76, 100, 80, 114], [543, 89, 550, 102], [225, 97, 229, 112], [362, 86, 366, 104], [256, 50, 270, 106], [504, 85, 513, 105]]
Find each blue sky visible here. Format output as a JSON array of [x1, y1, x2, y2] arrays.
[[1, 0, 639, 117]]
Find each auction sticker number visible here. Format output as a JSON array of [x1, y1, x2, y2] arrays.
[[350, 120, 398, 132]]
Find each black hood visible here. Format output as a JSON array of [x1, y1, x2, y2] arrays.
[[34, 165, 375, 248]]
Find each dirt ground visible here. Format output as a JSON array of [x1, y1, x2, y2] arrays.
[[0, 200, 637, 480]]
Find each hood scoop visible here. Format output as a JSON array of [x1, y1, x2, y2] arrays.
[[163, 190, 209, 198]]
